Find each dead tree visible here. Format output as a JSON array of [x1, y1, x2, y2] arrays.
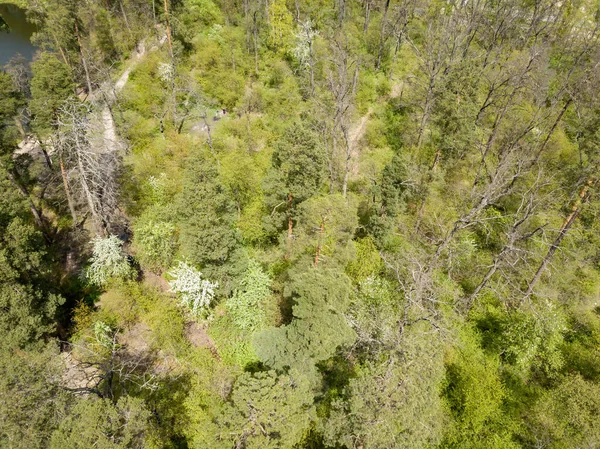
[[326, 37, 359, 197], [63, 327, 160, 399], [55, 99, 121, 236], [465, 172, 549, 309]]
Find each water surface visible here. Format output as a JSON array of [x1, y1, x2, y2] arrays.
[[0, 3, 36, 66]]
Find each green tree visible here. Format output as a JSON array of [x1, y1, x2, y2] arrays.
[[292, 193, 359, 266], [255, 266, 355, 372], [323, 324, 446, 449], [268, 0, 294, 52], [29, 52, 74, 136], [531, 375, 600, 449], [226, 259, 272, 331], [0, 343, 71, 449], [50, 397, 154, 449], [132, 218, 177, 272], [212, 370, 315, 449], [263, 121, 326, 241], [94, 9, 118, 63], [176, 154, 247, 293], [0, 182, 63, 347], [441, 326, 519, 449]]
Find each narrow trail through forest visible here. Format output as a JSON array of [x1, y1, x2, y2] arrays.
[[347, 79, 403, 176], [15, 34, 166, 159], [349, 107, 372, 176]]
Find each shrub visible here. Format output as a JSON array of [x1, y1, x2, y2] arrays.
[[86, 236, 132, 286], [168, 261, 218, 317]]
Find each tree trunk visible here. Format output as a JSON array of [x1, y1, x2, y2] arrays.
[[253, 11, 260, 75], [163, 0, 174, 60], [342, 125, 351, 198], [202, 114, 214, 152], [76, 147, 105, 236], [525, 180, 595, 297], [286, 193, 293, 259], [60, 154, 78, 224], [50, 30, 71, 69], [75, 22, 93, 97], [376, 0, 391, 69], [4, 166, 47, 237], [119, 1, 132, 33], [308, 38, 315, 96], [314, 216, 325, 267], [431, 148, 441, 171], [40, 143, 53, 169], [416, 86, 433, 148], [363, 0, 371, 35], [337, 0, 346, 25]]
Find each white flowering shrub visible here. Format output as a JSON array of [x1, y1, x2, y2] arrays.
[[168, 261, 218, 317], [158, 62, 174, 83], [292, 20, 317, 68], [86, 235, 132, 286]]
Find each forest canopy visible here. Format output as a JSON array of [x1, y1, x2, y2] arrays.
[[1, 0, 600, 448]]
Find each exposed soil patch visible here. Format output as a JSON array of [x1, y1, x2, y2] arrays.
[[185, 321, 214, 349], [142, 269, 171, 293]]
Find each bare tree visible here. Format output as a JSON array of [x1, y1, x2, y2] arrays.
[[465, 172, 550, 309], [55, 99, 122, 236], [62, 327, 162, 399], [325, 36, 359, 197]]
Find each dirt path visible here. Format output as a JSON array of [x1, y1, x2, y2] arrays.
[[16, 35, 165, 158], [348, 107, 373, 176], [346, 80, 404, 177]]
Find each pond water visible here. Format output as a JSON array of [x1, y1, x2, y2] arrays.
[[0, 3, 37, 66]]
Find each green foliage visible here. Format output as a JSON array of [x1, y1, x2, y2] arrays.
[[0, 71, 22, 134], [0, 15, 9, 32], [272, 121, 326, 203], [346, 236, 383, 282], [264, 121, 327, 236], [323, 324, 446, 449], [441, 326, 520, 449], [0, 194, 63, 347], [212, 370, 315, 449], [50, 397, 154, 449], [530, 375, 600, 448], [5, 1, 600, 447], [94, 9, 117, 63], [209, 310, 260, 367], [293, 193, 359, 265], [176, 154, 247, 293], [29, 52, 74, 135], [132, 218, 177, 272], [267, 0, 294, 52], [226, 260, 272, 331], [0, 343, 71, 449], [255, 266, 355, 371]]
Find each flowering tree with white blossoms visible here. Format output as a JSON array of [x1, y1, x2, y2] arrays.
[[168, 261, 218, 317], [158, 62, 174, 84], [86, 235, 132, 286]]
